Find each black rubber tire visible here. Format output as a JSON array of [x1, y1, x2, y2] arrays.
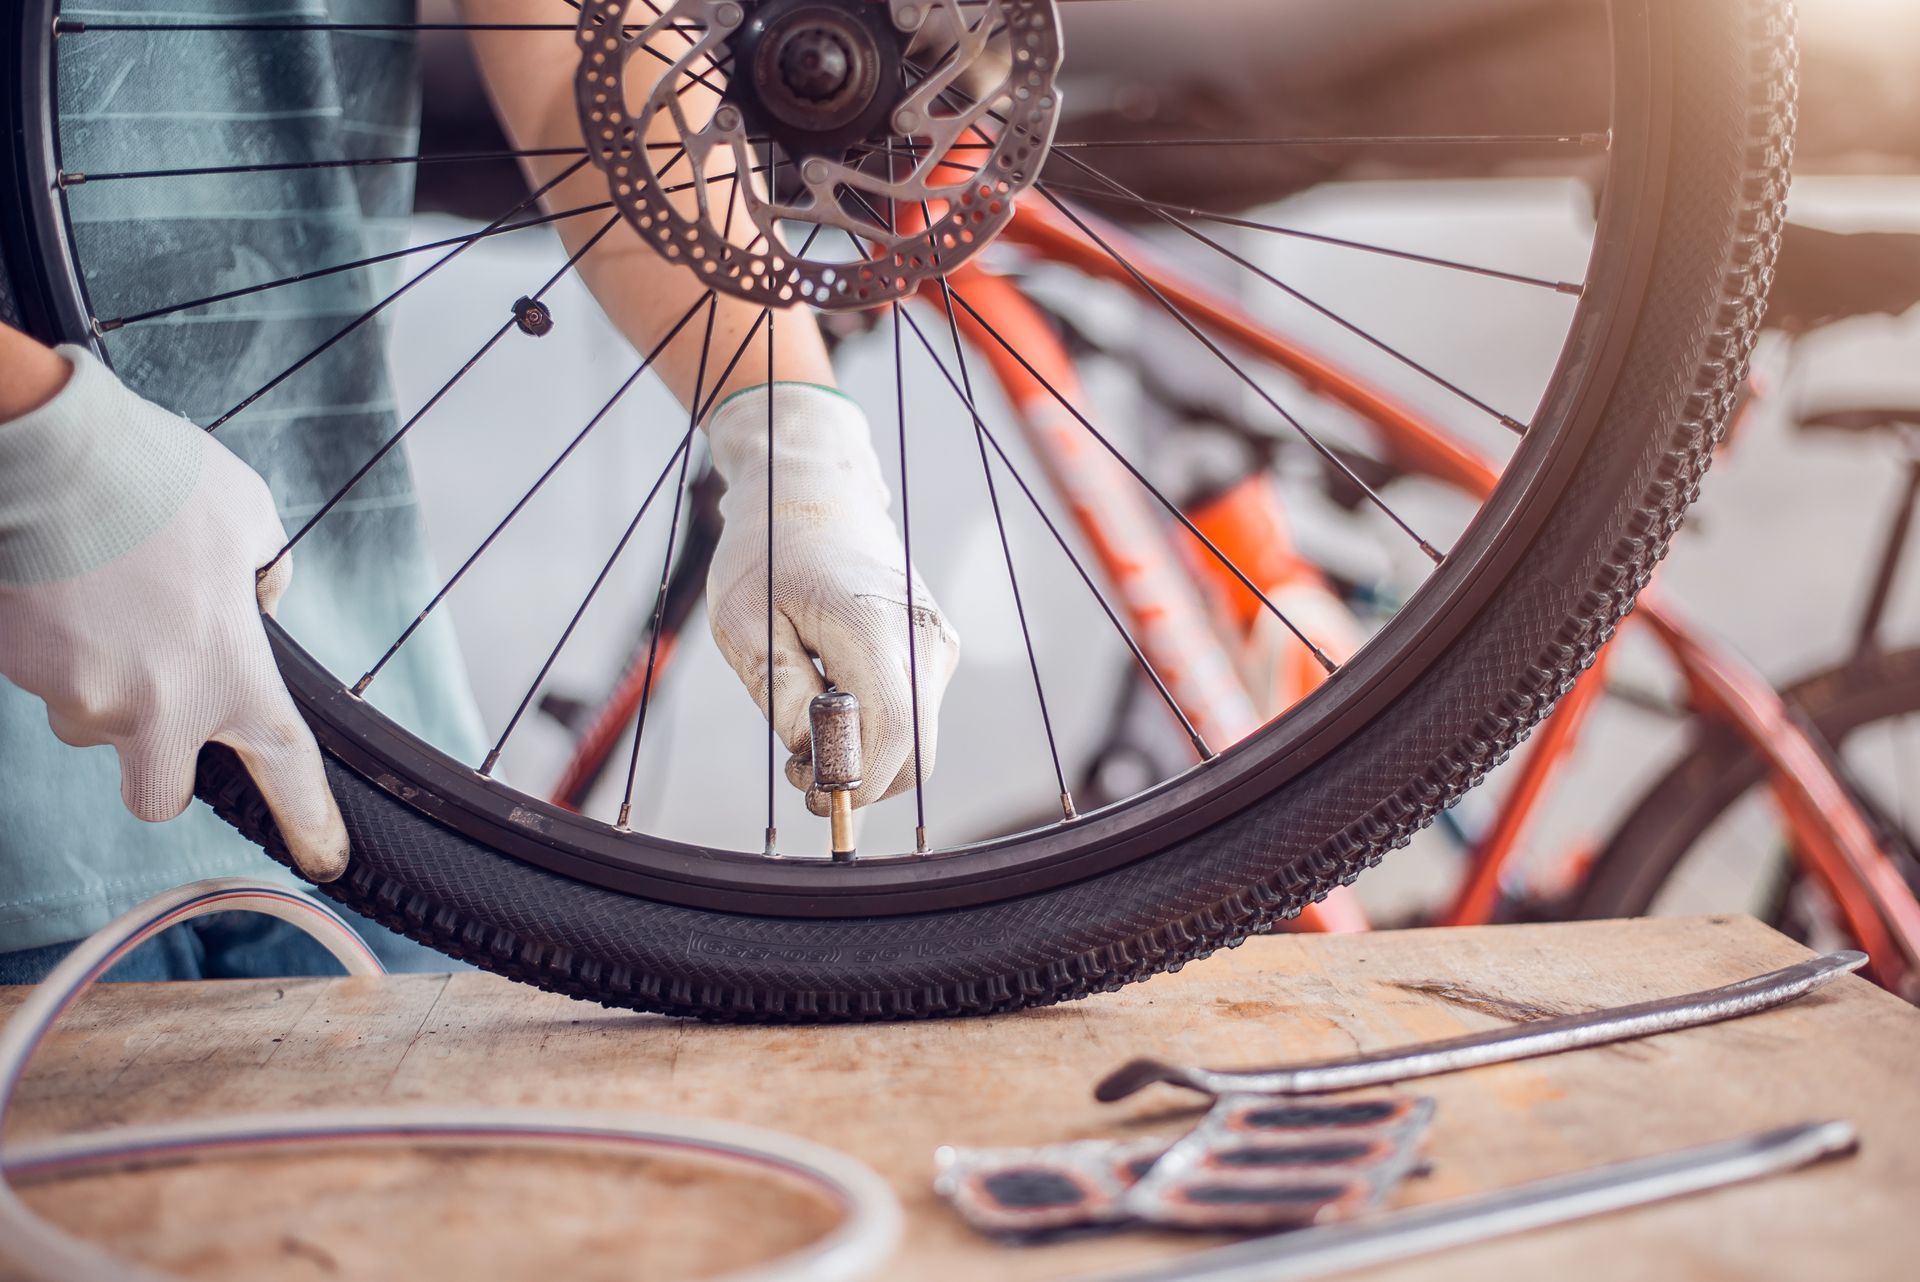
[[1570, 646, 1920, 922], [7, 0, 1798, 1020]]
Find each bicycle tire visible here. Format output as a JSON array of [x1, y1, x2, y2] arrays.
[[1, 0, 1796, 1020], [1570, 645, 1920, 921]]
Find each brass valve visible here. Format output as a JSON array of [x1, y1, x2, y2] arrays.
[[808, 689, 863, 859]]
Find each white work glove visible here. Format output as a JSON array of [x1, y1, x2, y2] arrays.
[[0, 346, 349, 881], [705, 383, 960, 814]]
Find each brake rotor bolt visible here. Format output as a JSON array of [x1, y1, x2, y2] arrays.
[[893, 107, 922, 134], [809, 689, 863, 859], [511, 296, 554, 337], [895, 4, 924, 31], [713, 105, 743, 132], [714, 2, 744, 28], [801, 158, 832, 185]]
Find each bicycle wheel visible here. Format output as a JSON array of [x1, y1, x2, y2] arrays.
[[1571, 646, 1920, 927], [1, 0, 1797, 1019]]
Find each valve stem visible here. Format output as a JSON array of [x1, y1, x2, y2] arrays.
[[808, 689, 863, 860]]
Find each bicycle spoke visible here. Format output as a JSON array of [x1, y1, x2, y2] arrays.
[[1035, 173, 1532, 434], [891, 293, 930, 852], [484, 404, 702, 777], [898, 129, 1073, 817], [1033, 180, 1584, 296], [908, 61, 1441, 563], [102, 165, 764, 332], [829, 165, 1342, 671], [617, 182, 761, 828], [617, 297, 724, 829], [895, 305, 1210, 761], [98, 200, 611, 332], [765, 228, 779, 855], [933, 275, 1075, 821], [918, 63, 1540, 432], [204, 155, 595, 432], [954, 282, 1354, 659], [63, 148, 588, 186], [61, 142, 728, 187], [352, 293, 715, 695], [268, 212, 627, 571], [1024, 189, 1446, 561], [849, 140, 1576, 299], [948, 133, 1611, 151], [56, 19, 703, 33], [483, 226, 804, 780]]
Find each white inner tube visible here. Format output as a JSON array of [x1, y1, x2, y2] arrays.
[[0, 878, 902, 1282]]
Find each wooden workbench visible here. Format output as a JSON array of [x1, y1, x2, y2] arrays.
[[1, 915, 1914, 1281]]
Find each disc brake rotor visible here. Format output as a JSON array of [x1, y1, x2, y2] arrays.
[[574, 0, 1063, 310]]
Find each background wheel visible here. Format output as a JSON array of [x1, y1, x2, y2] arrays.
[[1570, 645, 1920, 935]]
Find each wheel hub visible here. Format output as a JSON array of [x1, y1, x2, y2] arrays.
[[573, 0, 1065, 311], [729, 0, 904, 160], [780, 30, 852, 103]]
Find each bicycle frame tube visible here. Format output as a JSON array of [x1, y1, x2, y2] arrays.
[[1441, 643, 1614, 928]]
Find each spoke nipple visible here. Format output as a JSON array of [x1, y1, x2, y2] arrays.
[[58, 170, 85, 188], [512, 296, 555, 337], [764, 827, 779, 856], [92, 317, 122, 336], [1500, 414, 1530, 434], [1419, 540, 1444, 564], [53, 17, 84, 36], [1060, 793, 1078, 823], [350, 673, 374, 697], [915, 825, 929, 855], [479, 750, 502, 777]]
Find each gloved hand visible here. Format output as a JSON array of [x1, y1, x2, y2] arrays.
[[0, 346, 349, 881], [705, 383, 960, 814]]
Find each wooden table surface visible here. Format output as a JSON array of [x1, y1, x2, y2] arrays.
[[2, 914, 1914, 1282]]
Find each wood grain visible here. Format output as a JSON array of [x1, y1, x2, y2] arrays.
[[2, 915, 1914, 1281]]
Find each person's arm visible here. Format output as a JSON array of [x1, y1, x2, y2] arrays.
[[0, 323, 73, 421], [456, 12, 960, 815], [459, 3, 833, 409], [0, 322, 350, 880]]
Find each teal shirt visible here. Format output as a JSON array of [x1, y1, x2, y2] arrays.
[[0, 0, 487, 951]]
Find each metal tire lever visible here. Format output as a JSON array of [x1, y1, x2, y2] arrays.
[[1096, 951, 1867, 1101], [1064, 1121, 1859, 1282]]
